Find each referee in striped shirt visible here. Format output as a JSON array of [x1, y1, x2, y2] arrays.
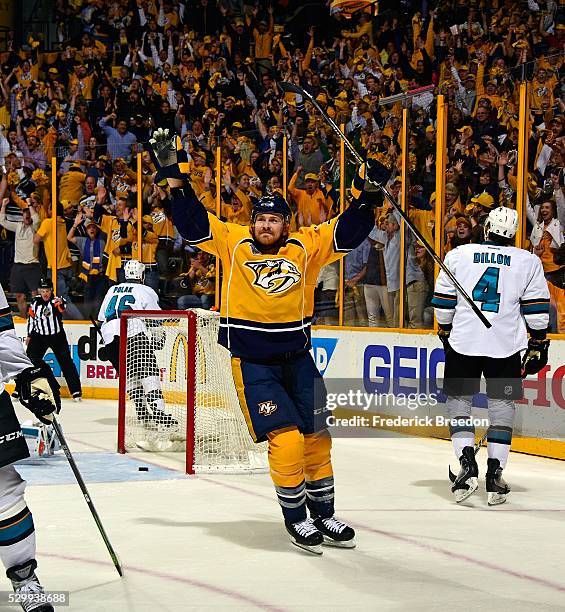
[[26, 278, 82, 401]]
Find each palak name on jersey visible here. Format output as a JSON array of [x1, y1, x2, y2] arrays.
[[473, 252, 512, 266], [244, 258, 301, 295]]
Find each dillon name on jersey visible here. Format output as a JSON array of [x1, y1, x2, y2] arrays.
[[97, 282, 160, 344], [432, 242, 550, 358], [171, 188, 375, 361]]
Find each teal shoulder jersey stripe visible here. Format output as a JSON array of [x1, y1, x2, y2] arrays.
[[0, 312, 15, 331]]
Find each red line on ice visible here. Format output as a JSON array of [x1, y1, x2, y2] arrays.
[[38, 551, 287, 611]]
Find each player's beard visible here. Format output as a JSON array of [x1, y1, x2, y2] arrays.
[[250, 225, 289, 254]]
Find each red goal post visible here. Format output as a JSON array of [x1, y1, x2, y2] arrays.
[[117, 309, 267, 474]]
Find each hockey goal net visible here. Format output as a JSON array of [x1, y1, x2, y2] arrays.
[[117, 309, 268, 474]]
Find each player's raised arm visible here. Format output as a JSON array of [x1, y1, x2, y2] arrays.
[[148, 128, 229, 257], [335, 160, 391, 250], [297, 159, 392, 266]]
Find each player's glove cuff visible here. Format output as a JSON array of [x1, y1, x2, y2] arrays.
[[350, 159, 392, 208], [170, 182, 197, 201]]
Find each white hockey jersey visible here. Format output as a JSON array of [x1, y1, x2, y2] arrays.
[[0, 284, 33, 394], [433, 243, 550, 358], [97, 282, 160, 344]]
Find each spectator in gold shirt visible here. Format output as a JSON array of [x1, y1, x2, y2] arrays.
[[288, 168, 332, 227], [252, 5, 274, 75]]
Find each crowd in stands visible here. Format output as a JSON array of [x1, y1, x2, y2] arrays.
[[0, 0, 563, 331]]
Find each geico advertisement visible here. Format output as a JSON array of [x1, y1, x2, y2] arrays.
[[311, 331, 565, 440], [13, 323, 565, 422]]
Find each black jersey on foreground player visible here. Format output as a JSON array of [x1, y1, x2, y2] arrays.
[[1, 282, 60, 612], [432, 206, 550, 505], [150, 127, 389, 554]]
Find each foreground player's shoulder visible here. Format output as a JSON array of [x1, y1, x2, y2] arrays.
[[453, 243, 479, 255], [139, 284, 160, 306], [224, 219, 251, 237], [506, 246, 543, 271], [444, 243, 472, 266], [210, 212, 249, 241], [291, 217, 337, 249]]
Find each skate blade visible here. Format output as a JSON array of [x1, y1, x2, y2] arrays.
[[487, 492, 508, 506], [453, 478, 478, 503], [322, 536, 356, 549], [290, 540, 323, 555]]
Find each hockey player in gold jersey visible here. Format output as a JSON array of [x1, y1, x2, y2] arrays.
[[150, 128, 389, 554]]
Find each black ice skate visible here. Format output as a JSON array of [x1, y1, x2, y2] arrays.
[[6, 559, 54, 612], [451, 446, 479, 503], [486, 458, 510, 506], [313, 516, 356, 548], [285, 518, 323, 555]]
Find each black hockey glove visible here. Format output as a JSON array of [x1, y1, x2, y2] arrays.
[[437, 324, 452, 351], [149, 128, 189, 182], [366, 158, 392, 186], [14, 363, 60, 424], [521, 338, 550, 377], [350, 159, 391, 209]]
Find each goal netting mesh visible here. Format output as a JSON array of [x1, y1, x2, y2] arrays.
[[118, 309, 268, 473]]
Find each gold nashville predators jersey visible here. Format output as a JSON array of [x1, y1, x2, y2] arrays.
[[172, 178, 375, 360], [192, 213, 345, 360]]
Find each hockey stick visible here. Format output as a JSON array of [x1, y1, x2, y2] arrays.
[[90, 316, 104, 343], [448, 428, 489, 483], [278, 81, 492, 330], [51, 416, 123, 577]]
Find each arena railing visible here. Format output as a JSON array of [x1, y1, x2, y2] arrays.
[[36, 83, 563, 338]]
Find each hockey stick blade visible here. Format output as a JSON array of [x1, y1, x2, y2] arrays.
[[278, 81, 306, 96], [51, 417, 123, 577], [277, 81, 492, 330]]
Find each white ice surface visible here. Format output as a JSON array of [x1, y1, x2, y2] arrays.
[[7, 399, 565, 611]]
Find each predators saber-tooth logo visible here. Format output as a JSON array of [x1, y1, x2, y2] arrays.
[[258, 401, 278, 416], [245, 259, 301, 295]]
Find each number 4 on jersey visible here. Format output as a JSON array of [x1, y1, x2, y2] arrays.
[[472, 267, 501, 313]]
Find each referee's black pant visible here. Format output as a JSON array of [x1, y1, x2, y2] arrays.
[[27, 332, 82, 397]]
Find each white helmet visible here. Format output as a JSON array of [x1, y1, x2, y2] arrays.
[[484, 206, 518, 239], [124, 260, 145, 281]]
